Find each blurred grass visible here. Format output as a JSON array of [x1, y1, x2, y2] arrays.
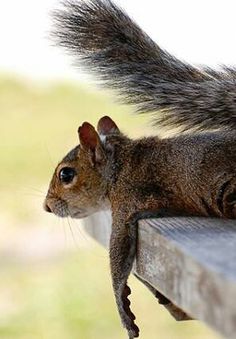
[[0, 248, 220, 339], [0, 75, 220, 339]]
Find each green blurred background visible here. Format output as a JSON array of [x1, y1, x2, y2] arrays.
[[0, 75, 221, 339]]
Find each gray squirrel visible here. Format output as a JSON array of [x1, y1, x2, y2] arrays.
[[45, 0, 236, 337]]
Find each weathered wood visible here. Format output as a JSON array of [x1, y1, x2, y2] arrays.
[[84, 210, 112, 248], [83, 212, 236, 339]]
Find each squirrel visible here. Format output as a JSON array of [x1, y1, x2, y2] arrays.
[[44, 0, 236, 338]]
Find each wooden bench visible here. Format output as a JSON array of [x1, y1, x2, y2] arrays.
[[83, 211, 236, 339]]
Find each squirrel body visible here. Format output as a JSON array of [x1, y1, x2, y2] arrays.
[[45, 124, 236, 338], [45, 0, 236, 337]]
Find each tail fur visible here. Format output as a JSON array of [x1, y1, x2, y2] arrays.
[[53, 0, 236, 131]]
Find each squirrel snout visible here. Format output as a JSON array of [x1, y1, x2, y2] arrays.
[[44, 201, 52, 213]]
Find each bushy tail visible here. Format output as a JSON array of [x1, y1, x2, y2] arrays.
[[53, 0, 236, 131]]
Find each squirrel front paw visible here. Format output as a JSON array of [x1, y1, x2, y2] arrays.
[[120, 285, 140, 338]]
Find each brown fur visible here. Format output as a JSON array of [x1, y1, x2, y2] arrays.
[[45, 116, 236, 338]]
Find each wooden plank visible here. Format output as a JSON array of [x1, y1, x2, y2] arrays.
[[83, 212, 236, 339], [137, 218, 236, 339], [83, 210, 111, 248]]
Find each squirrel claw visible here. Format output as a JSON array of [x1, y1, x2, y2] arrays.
[[121, 284, 139, 337], [128, 324, 140, 338], [123, 285, 131, 296]]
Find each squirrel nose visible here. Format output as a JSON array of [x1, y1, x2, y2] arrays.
[[44, 202, 52, 213]]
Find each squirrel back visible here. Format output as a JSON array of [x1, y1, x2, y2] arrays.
[[53, 0, 236, 131]]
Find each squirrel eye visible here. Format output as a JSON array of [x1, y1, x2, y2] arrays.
[[59, 167, 76, 184]]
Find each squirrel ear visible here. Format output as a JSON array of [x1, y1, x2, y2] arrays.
[[78, 122, 99, 151], [78, 122, 105, 165], [97, 116, 120, 136]]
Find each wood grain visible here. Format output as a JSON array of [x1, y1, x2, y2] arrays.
[[83, 212, 236, 338]]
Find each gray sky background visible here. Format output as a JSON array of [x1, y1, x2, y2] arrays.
[[1, 0, 236, 81]]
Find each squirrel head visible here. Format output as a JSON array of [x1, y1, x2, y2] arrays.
[[44, 116, 120, 218]]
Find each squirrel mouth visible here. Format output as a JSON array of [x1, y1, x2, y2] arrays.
[[70, 209, 88, 219]]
